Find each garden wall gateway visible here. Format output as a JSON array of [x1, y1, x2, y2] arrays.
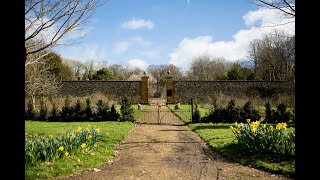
[[58, 76, 295, 104]]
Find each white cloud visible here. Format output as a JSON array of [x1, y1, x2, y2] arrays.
[[169, 7, 295, 71], [113, 36, 153, 54], [121, 18, 154, 30], [124, 59, 149, 70], [141, 50, 160, 58], [56, 43, 108, 62], [114, 41, 130, 54]]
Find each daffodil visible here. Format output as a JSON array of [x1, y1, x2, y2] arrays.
[[87, 134, 92, 139], [246, 119, 251, 123], [236, 127, 241, 134], [77, 127, 82, 132], [49, 135, 53, 138], [276, 122, 287, 130], [64, 151, 69, 157], [96, 128, 100, 133], [59, 146, 64, 151], [81, 143, 86, 148]]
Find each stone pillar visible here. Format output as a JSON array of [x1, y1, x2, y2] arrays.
[[166, 76, 175, 103], [140, 76, 149, 104]]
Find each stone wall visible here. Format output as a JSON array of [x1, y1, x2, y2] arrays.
[[173, 80, 295, 103], [59, 80, 141, 101]]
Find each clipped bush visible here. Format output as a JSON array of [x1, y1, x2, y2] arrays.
[[120, 96, 134, 122], [83, 97, 93, 121], [48, 103, 60, 122], [109, 104, 120, 121], [273, 103, 293, 123], [264, 101, 275, 123], [60, 96, 73, 122], [72, 99, 83, 121], [95, 99, 110, 121], [192, 102, 200, 123], [239, 101, 261, 123], [25, 99, 37, 120], [38, 98, 48, 121], [225, 99, 241, 123]]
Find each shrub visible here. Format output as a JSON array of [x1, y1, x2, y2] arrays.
[[109, 104, 120, 121], [72, 99, 83, 121], [95, 99, 110, 121], [25, 99, 37, 120], [38, 98, 48, 121], [120, 96, 134, 122], [48, 103, 60, 122], [83, 97, 93, 121], [192, 102, 200, 123], [60, 96, 73, 122], [273, 103, 292, 123], [239, 101, 261, 123], [225, 99, 241, 123]]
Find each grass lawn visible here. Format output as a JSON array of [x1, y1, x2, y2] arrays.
[[167, 104, 210, 123], [189, 123, 295, 178], [115, 104, 149, 120], [25, 121, 134, 180]]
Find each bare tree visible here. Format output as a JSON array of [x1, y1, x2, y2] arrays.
[[248, 30, 295, 81], [186, 55, 226, 80], [25, 0, 105, 66], [253, 0, 295, 18], [63, 59, 86, 78], [25, 62, 61, 108], [82, 61, 97, 80]]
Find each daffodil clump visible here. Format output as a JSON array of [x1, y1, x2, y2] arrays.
[[25, 125, 102, 165], [230, 119, 295, 157]]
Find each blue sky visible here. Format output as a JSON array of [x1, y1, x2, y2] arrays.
[[55, 0, 295, 71]]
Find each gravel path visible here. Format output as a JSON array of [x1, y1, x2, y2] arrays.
[[54, 106, 292, 180]]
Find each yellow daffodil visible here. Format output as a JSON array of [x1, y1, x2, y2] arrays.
[[236, 127, 241, 134], [59, 146, 64, 151], [87, 134, 92, 139], [81, 143, 86, 148], [268, 125, 274, 132], [276, 122, 287, 130], [64, 151, 69, 157], [86, 128, 90, 132], [246, 119, 251, 123], [229, 126, 234, 130], [77, 127, 82, 132], [96, 128, 100, 133], [49, 135, 53, 138]]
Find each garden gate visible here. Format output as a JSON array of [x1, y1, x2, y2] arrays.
[[135, 98, 193, 125]]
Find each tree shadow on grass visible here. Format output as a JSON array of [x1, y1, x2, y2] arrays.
[[189, 124, 231, 131], [214, 143, 295, 178]]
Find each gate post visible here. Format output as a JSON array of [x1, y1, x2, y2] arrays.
[[140, 75, 149, 104], [166, 75, 175, 103]]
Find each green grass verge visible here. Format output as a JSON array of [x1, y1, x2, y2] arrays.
[[115, 104, 149, 120], [167, 104, 210, 123], [188, 123, 295, 178], [25, 121, 134, 180]]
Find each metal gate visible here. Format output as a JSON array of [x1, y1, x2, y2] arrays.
[[135, 99, 192, 125]]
